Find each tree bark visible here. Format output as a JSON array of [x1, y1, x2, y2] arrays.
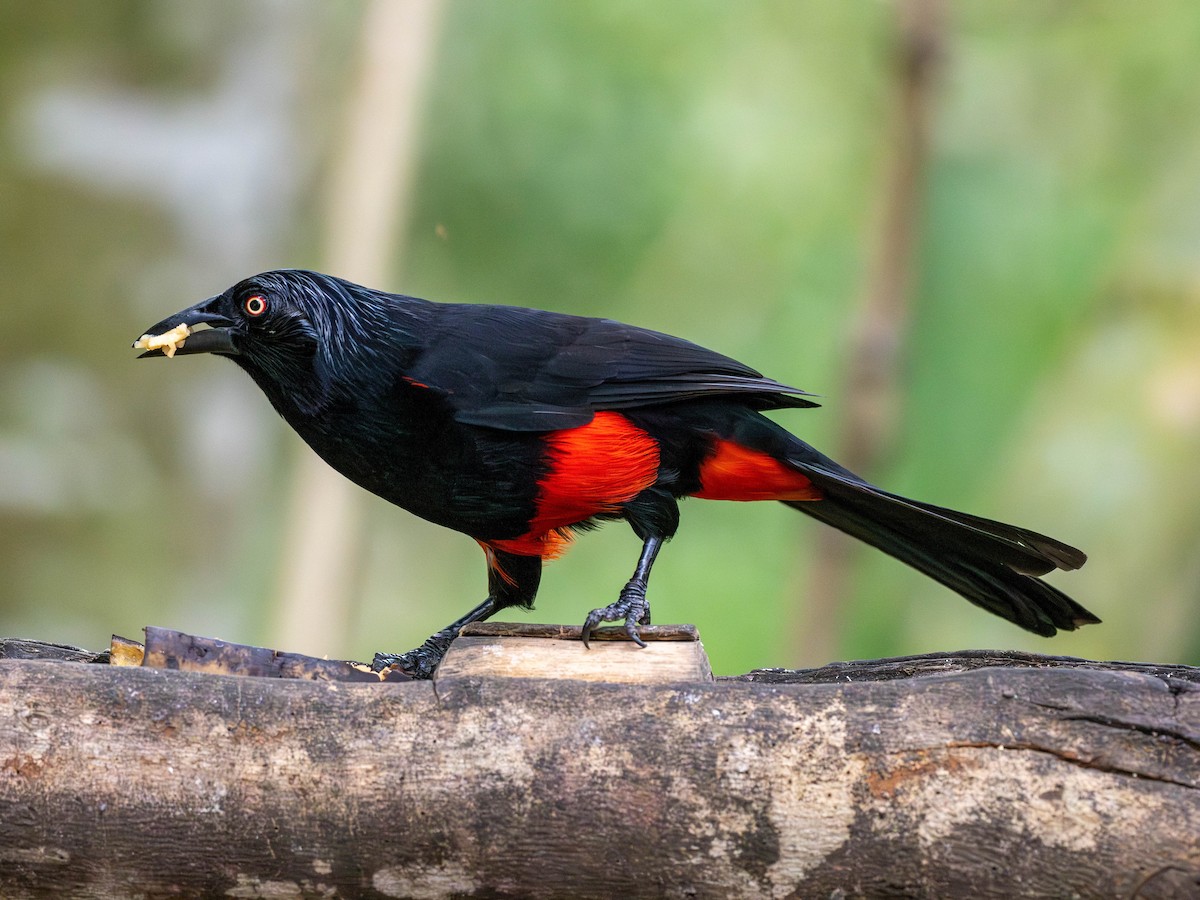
[[0, 641, 1198, 899]]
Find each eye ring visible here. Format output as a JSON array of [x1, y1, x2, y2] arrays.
[[244, 294, 267, 317]]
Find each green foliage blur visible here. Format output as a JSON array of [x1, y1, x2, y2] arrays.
[[2, 1, 1199, 671]]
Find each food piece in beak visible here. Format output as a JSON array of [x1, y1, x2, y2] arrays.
[[132, 322, 192, 358]]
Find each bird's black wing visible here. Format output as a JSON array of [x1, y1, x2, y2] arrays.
[[405, 304, 817, 432]]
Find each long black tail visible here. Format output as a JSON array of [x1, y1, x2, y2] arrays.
[[785, 445, 1096, 636]]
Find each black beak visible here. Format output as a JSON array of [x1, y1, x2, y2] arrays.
[[133, 296, 239, 358]]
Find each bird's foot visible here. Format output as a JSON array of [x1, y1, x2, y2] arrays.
[[371, 632, 453, 680], [581, 582, 652, 648]]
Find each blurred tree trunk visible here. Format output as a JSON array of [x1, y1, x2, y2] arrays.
[[791, 0, 944, 665], [271, 0, 445, 657]]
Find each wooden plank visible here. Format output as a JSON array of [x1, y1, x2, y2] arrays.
[[459, 621, 699, 642], [437, 623, 712, 682]]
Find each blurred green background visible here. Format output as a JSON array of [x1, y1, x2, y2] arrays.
[[3, 0, 1199, 673]]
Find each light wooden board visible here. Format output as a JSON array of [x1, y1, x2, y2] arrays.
[[436, 627, 712, 683]]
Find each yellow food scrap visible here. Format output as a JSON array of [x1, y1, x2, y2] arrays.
[[350, 662, 386, 680], [108, 635, 146, 667], [133, 322, 191, 358]]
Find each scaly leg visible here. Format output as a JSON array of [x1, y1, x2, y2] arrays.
[[581, 534, 663, 648], [372, 548, 542, 679], [371, 595, 499, 679]]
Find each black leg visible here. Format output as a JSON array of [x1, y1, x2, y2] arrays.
[[371, 596, 500, 678], [581, 534, 663, 647], [581, 487, 679, 648], [372, 548, 542, 679]]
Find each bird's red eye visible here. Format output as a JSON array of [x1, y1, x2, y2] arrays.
[[244, 295, 267, 317]]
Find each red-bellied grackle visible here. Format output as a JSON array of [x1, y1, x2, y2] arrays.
[[135, 270, 1095, 677]]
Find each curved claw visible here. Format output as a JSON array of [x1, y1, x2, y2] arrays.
[[372, 633, 453, 680], [580, 582, 651, 649], [580, 609, 605, 648], [624, 618, 647, 648], [372, 651, 433, 679]]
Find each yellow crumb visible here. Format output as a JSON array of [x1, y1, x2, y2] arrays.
[[133, 322, 191, 358], [350, 662, 383, 679]]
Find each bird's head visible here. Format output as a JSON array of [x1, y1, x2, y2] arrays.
[[133, 269, 398, 414]]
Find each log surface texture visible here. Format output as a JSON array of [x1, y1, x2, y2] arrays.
[[0, 646, 1198, 898]]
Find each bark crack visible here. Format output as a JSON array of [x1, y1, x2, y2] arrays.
[[942, 740, 1198, 791], [1058, 711, 1200, 752], [1023, 697, 1200, 750]]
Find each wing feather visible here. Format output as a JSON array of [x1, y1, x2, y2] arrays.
[[406, 305, 816, 432]]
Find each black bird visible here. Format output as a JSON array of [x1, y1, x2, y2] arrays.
[[135, 270, 1095, 677]]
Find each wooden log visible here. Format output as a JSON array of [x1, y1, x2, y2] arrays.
[[0, 639, 1198, 898]]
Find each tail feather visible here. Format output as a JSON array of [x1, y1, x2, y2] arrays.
[[785, 448, 1096, 636]]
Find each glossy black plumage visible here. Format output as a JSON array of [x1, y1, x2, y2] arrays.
[[136, 269, 1096, 676]]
